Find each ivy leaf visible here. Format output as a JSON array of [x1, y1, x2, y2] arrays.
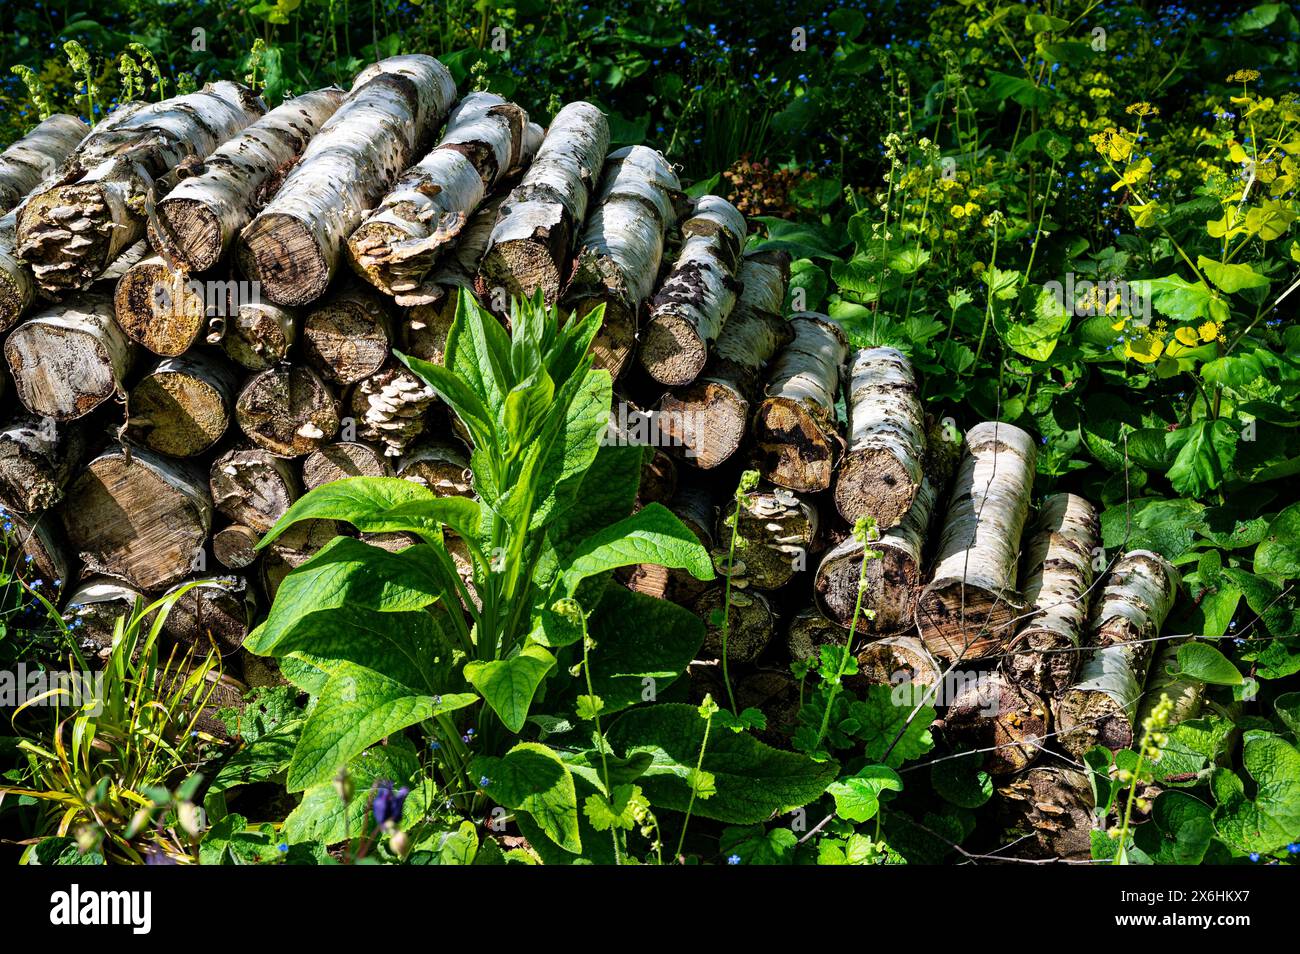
[[472, 743, 582, 854], [464, 644, 557, 734], [1165, 420, 1237, 496], [827, 764, 903, 822], [286, 661, 475, 791], [606, 704, 839, 824]]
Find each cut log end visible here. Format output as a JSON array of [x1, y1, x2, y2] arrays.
[[916, 580, 1023, 661], [235, 366, 339, 457], [239, 212, 331, 307], [654, 382, 746, 469], [303, 441, 393, 489], [151, 197, 224, 272], [477, 237, 566, 307], [834, 449, 918, 529], [753, 397, 836, 493], [1056, 686, 1132, 760], [815, 538, 919, 634], [114, 256, 208, 356], [639, 312, 708, 387], [212, 524, 261, 569], [941, 673, 1050, 776], [696, 587, 775, 664]]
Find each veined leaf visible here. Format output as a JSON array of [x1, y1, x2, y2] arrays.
[[558, 502, 714, 593], [464, 644, 557, 733], [471, 743, 582, 853]]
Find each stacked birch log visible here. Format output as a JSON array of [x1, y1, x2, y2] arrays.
[[0, 56, 1190, 859]]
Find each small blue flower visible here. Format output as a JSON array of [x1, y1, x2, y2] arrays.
[[479, 775, 491, 788], [278, 843, 288, 853], [1249, 852, 1261, 862], [727, 854, 741, 864]]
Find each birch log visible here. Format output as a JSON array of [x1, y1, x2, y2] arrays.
[[397, 440, 472, 497], [856, 635, 942, 692], [302, 284, 394, 384], [235, 365, 339, 457], [917, 422, 1038, 662], [64, 578, 147, 663], [61, 445, 212, 590], [126, 351, 240, 457], [562, 145, 683, 378], [834, 347, 925, 529], [5, 293, 135, 420], [815, 420, 961, 633], [997, 767, 1096, 860], [1138, 640, 1205, 730], [0, 114, 88, 213], [939, 672, 1050, 775], [1056, 550, 1179, 759], [221, 300, 297, 370], [7, 510, 70, 591], [149, 88, 345, 272], [786, 606, 850, 666], [210, 446, 300, 532], [476, 101, 610, 305], [720, 487, 818, 591], [112, 253, 210, 355], [16, 83, 264, 294], [239, 56, 457, 306], [752, 313, 848, 492], [212, 524, 261, 570], [653, 250, 791, 468], [0, 211, 35, 331], [0, 416, 89, 513], [696, 586, 776, 664], [639, 195, 746, 386], [302, 440, 393, 489], [347, 92, 533, 295], [1005, 493, 1099, 697], [163, 575, 256, 658]]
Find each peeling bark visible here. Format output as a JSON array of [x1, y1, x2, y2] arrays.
[[127, 350, 240, 457], [235, 365, 340, 457], [5, 293, 135, 420], [753, 312, 848, 492], [917, 421, 1038, 662], [302, 440, 393, 489], [302, 284, 394, 384], [476, 101, 610, 305], [816, 418, 961, 634], [0, 415, 90, 513], [639, 195, 746, 386], [1056, 550, 1179, 759], [652, 250, 792, 468], [239, 56, 456, 306], [348, 92, 534, 296], [149, 88, 345, 271], [209, 446, 301, 532], [6, 509, 70, 592], [0, 114, 88, 213], [563, 145, 683, 378], [16, 83, 265, 294], [834, 347, 925, 529], [1006, 493, 1099, 697], [61, 444, 212, 590]]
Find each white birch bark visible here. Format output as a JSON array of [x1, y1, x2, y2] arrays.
[[239, 56, 456, 306], [4, 292, 136, 420], [0, 211, 35, 332], [753, 312, 848, 492], [0, 114, 89, 212], [1056, 549, 1179, 758], [348, 92, 534, 295], [1006, 493, 1099, 696], [834, 347, 926, 529], [640, 194, 746, 386], [918, 421, 1038, 661], [653, 250, 791, 468], [562, 145, 683, 378], [16, 83, 265, 293], [149, 87, 345, 271], [476, 101, 610, 304]]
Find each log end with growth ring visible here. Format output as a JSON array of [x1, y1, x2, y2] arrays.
[[150, 197, 225, 273], [654, 381, 747, 470], [753, 396, 837, 493], [834, 449, 919, 530], [114, 255, 208, 356], [239, 212, 332, 307], [639, 311, 709, 387], [916, 578, 1024, 661]]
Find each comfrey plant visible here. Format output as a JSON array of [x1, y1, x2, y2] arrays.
[[246, 292, 837, 863]]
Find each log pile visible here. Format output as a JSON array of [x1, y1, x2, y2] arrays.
[[0, 55, 1190, 861]]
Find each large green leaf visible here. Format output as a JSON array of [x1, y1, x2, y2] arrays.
[[1255, 502, 1300, 578], [1165, 420, 1237, 496], [584, 586, 705, 713], [1212, 731, 1300, 854], [286, 661, 476, 791], [606, 704, 839, 824], [1197, 256, 1270, 294], [999, 286, 1070, 362], [257, 478, 476, 549], [245, 537, 444, 656], [1133, 792, 1215, 864], [558, 502, 714, 593], [528, 368, 613, 529], [471, 743, 582, 854], [464, 644, 557, 733]]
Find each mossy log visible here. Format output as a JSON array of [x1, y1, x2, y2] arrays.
[[0, 415, 90, 513], [719, 486, 819, 591], [997, 767, 1097, 860], [695, 585, 776, 665]]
